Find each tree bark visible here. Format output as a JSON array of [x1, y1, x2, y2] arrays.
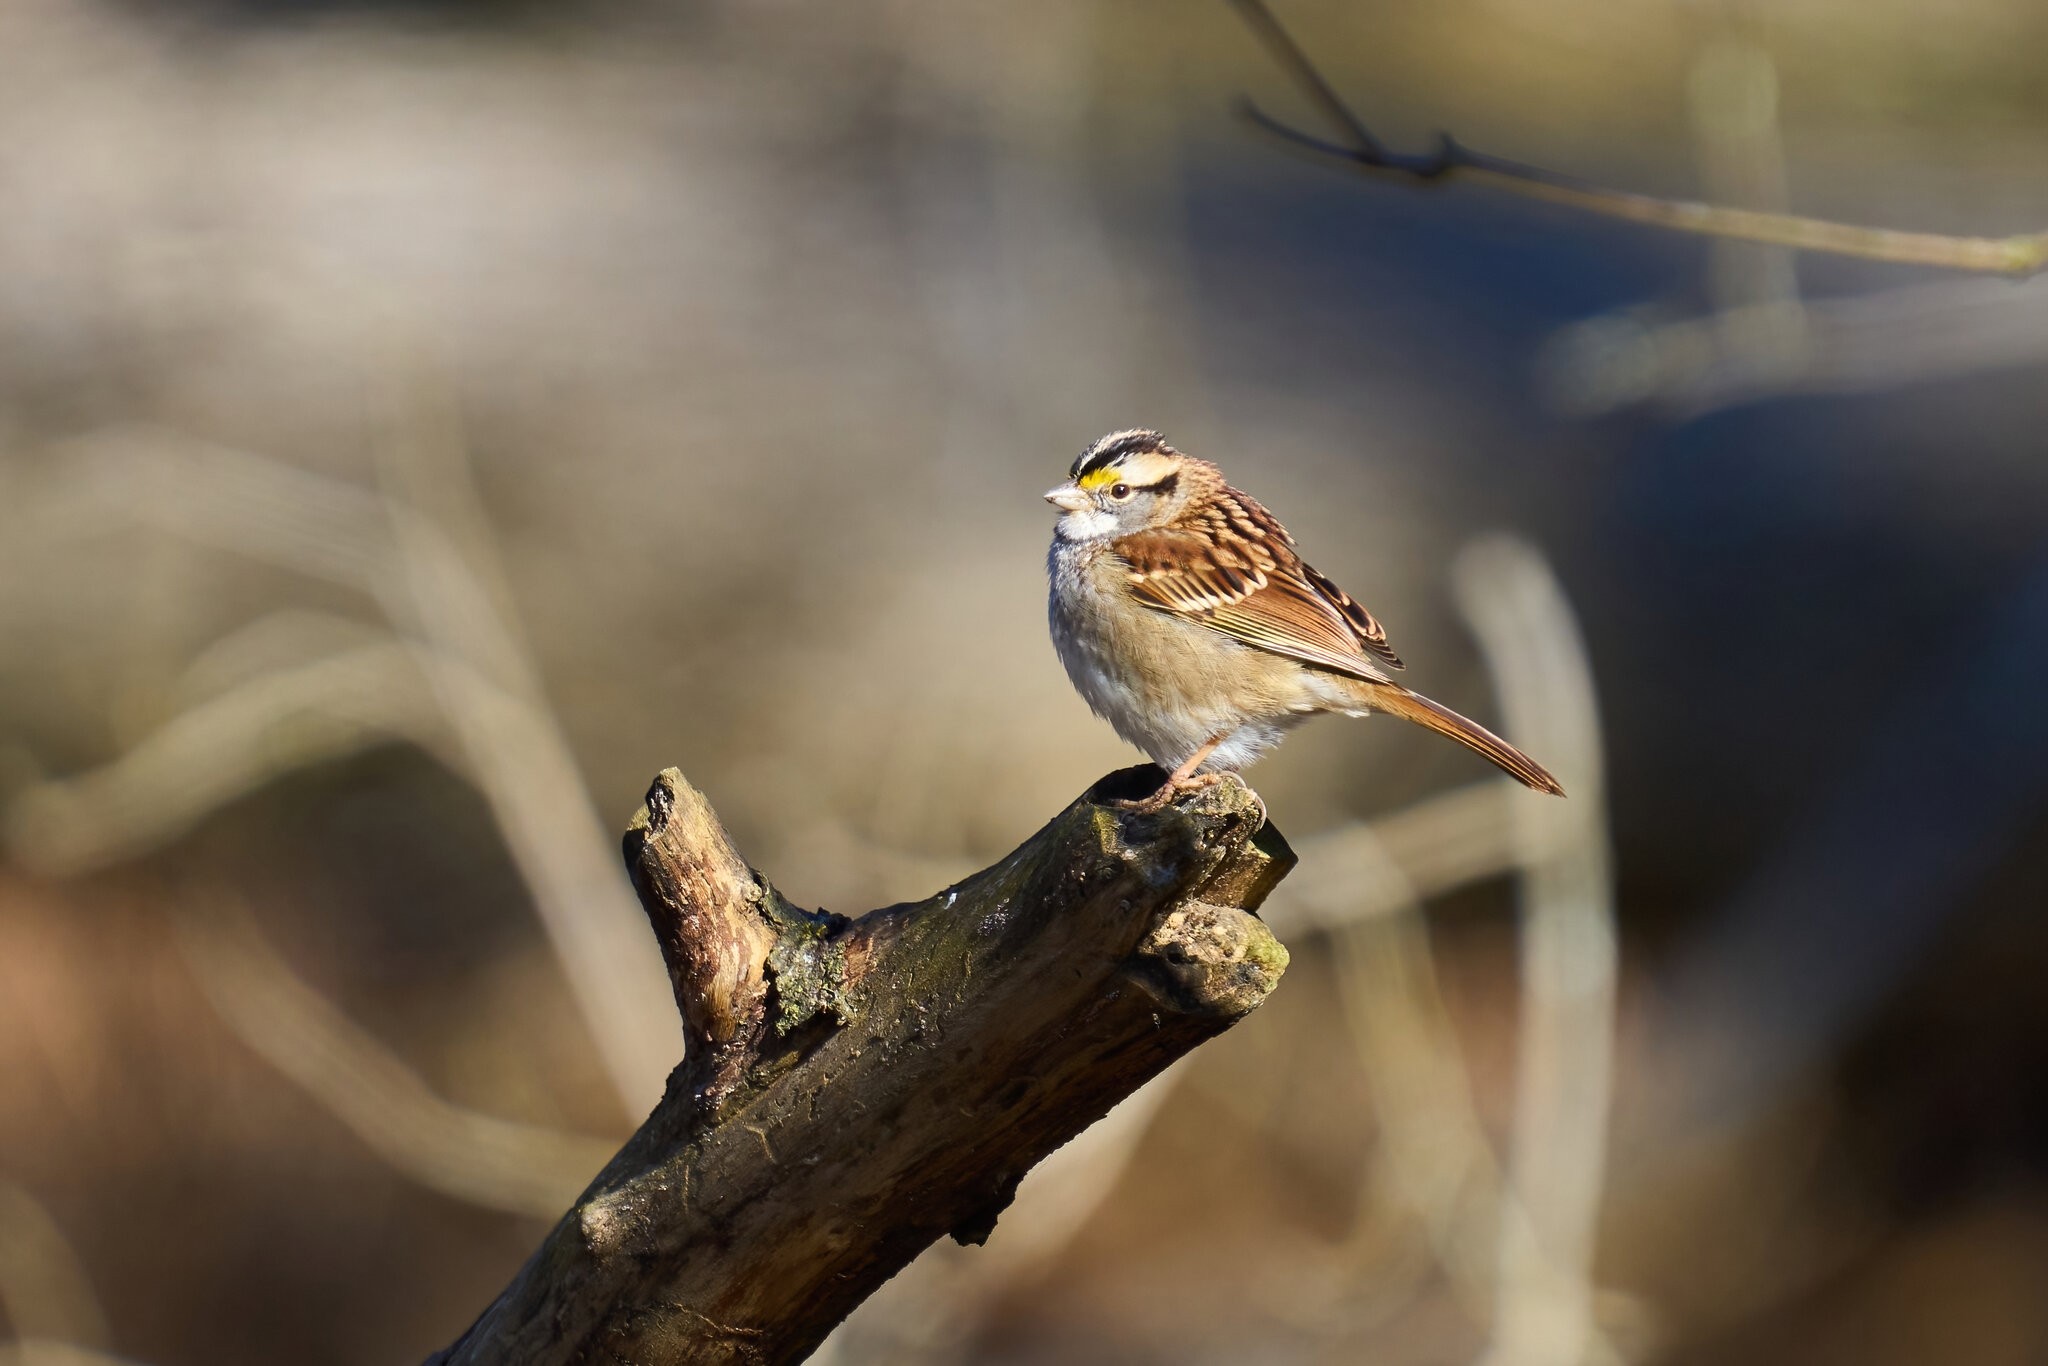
[[429, 764, 1293, 1366]]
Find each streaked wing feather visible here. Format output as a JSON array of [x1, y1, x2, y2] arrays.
[[1303, 564, 1403, 669], [1116, 520, 1394, 682]]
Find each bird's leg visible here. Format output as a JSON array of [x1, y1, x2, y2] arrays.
[[1118, 736, 1229, 813]]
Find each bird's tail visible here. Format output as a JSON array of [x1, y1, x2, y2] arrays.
[[1361, 684, 1566, 796]]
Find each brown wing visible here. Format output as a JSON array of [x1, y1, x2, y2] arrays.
[[1114, 486, 1404, 679], [1302, 564, 1404, 669]]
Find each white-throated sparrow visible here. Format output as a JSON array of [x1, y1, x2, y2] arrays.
[[1046, 429, 1563, 806]]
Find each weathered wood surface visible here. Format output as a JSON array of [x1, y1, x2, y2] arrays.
[[430, 764, 1292, 1366]]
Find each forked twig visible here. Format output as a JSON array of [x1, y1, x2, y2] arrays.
[[1229, 0, 2048, 278]]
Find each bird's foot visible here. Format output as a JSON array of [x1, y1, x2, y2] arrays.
[[1114, 769, 1232, 815]]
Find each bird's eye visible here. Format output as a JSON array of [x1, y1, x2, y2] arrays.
[[1110, 483, 1132, 500]]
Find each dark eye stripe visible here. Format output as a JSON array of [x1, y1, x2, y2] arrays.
[[1113, 472, 1177, 498]]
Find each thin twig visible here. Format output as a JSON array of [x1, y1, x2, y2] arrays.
[[1228, 0, 2048, 278]]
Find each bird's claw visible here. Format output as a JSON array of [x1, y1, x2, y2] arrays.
[[1113, 770, 1233, 815]]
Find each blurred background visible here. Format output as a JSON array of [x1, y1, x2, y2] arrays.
[[4, 0, 2048, 1362]]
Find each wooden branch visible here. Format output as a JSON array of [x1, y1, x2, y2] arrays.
[[428, 765, 1293, 1366], [1229, 0, 2048, 278]]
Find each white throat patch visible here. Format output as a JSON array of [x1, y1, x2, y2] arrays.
[[1054, 506, 1121, 543]]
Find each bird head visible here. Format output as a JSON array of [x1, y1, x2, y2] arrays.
[[1044, 429, 1196, 541]]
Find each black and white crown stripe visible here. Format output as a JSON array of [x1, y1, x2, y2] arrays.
[[1069, 428, 1170, 481]]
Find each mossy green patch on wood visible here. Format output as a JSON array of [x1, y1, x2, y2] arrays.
[[1241, 922, 1290, 977], [763, 891, 851, 1036]]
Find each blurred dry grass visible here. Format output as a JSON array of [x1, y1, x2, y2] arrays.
[[5, 1, 2048, 1363]]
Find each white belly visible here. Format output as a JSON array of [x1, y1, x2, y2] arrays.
[[1046, 538, 1307, 772]]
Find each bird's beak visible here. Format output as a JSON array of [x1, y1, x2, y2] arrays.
[[1044, 484, 1091, 513]]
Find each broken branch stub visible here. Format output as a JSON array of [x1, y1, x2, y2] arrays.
[[431, 764, 1293, 1366]]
